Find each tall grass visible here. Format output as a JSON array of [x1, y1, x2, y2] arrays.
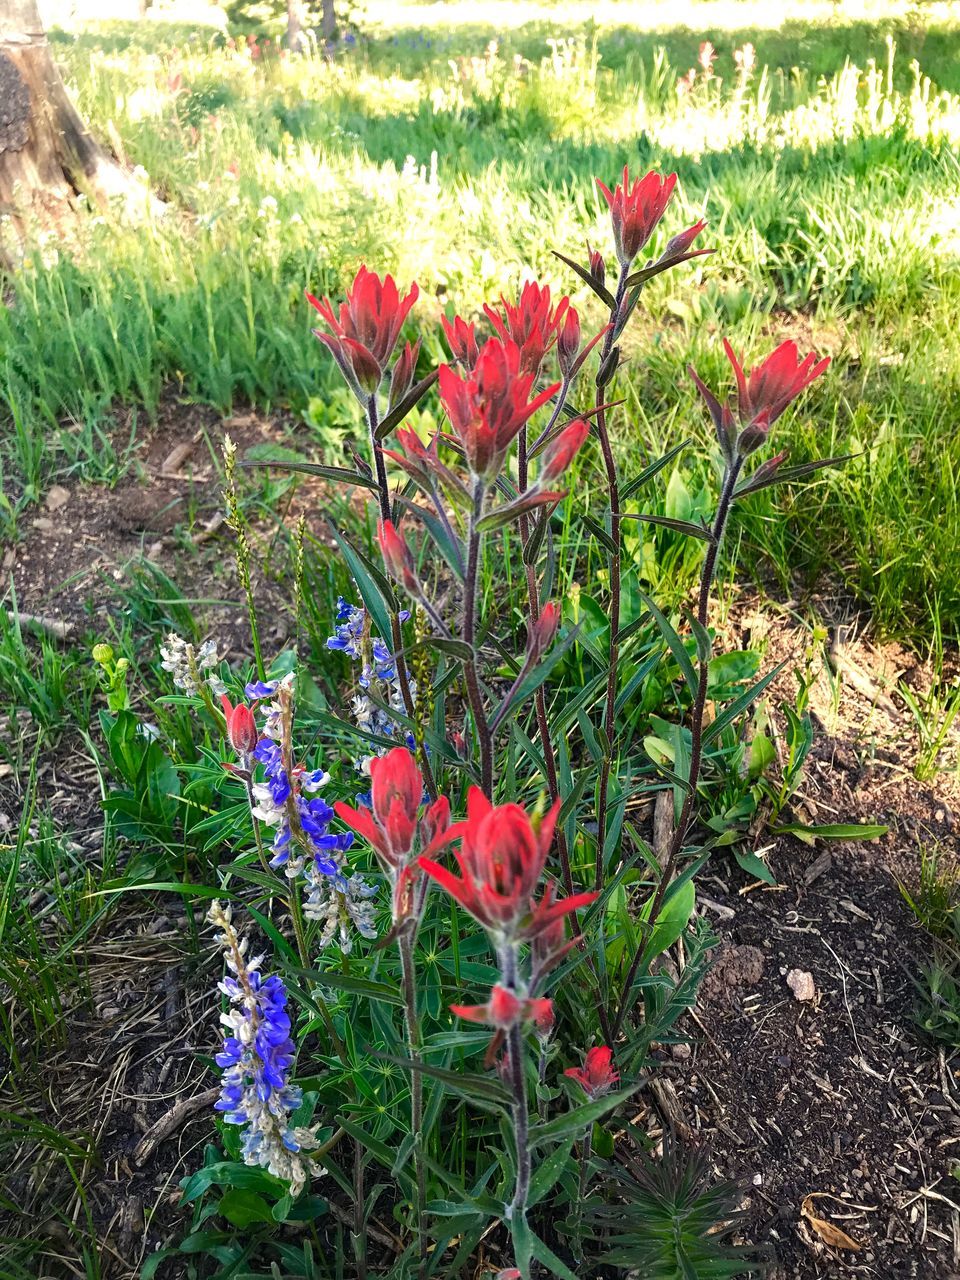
[[1, 4, 959, 643]]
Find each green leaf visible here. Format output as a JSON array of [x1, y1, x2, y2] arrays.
[[621, 438, 693, 501], [772, 822, 888, 840], [328, 523, 395, 644], [581, 512, 618, 555], [218, 1188, 277, 1228], [551, 249, 616, 308], [527, 1138, 575, 1208], [529, 1085, 639, 1146], [621, 512, 714, 541], [638, 590, 699, 701], [242, 458, 379, 493], [734, 846, 777, 884], [703, 660, 788, 745], [181, 1161, 286, 1204], [374, 1053, 512, 1112], [637, 877, 696, 966], [734, 453, 854, 498], [283, 963, 403, 1006], [375, 368, 440, 439]]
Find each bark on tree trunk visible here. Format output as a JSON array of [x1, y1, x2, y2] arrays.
[[285, 0, 306, 50], [321, 0, 336, 42], [0, 0, 143, 230]]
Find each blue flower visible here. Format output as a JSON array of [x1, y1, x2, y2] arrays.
[[208, 902, 319, 1194]]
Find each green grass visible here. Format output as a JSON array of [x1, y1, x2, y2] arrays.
[[2, 0, 960, 645]]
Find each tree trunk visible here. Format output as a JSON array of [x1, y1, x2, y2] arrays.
[[321, 0, 336, 42], [285, 0, 306, 50], [0, 0, 142, 231]]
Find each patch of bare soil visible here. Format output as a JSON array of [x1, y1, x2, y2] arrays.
[[659, 592, 960, 1278], [2, 390, 345, 652]]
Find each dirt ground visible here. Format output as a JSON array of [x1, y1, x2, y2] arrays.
[[2, 397, 959, 1278]]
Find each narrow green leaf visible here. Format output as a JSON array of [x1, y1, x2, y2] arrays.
[[551, 249, 616, 308], [621, 438, 693, 500], [639, 590, 699, 700], [375, 368, 440, 439], [621, 512, 714, 540], [242, 459, 378, 493], [328, 523, 394, 645], [772, 822, 888, 840]]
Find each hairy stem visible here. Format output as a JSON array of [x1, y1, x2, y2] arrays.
[[464, 477, 494, 795], [367, 395, 438, 800], [397, 929, 425, 1258], [611, 457, 743, 1039], [593, 266, 630, 896], [500, 946, 531, 1226]]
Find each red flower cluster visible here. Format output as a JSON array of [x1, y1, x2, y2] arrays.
[[307, 268, 418, 401], [484, 282, 569, 377], [418, 787, 596, 943], [564, 1045, 619, 1099], [690, 338, 830, 460], [335, 748, 451, 924], [438, 337, 559, 480], [596, 168, 677, 266], [451, 983, 553, 1033], [539, 417, 589, 484], [377, 519, 420, 597], [441, 314, 480, 368]]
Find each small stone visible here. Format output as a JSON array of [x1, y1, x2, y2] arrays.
[[31, 517, 54, 532], [787, 968, 816, 1002], [45, 484, 70, 512], [671, 1042, 691, 1062]]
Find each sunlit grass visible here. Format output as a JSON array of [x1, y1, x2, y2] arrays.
[[1, 3, 959, 644]]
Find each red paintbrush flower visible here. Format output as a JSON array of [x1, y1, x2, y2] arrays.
[[483, 281, 569, 377], [596, 167, 678, 266], [438, 337, 560, 480], [451, 983, 553, 1032], [441, 314, 480, 368], [564, 1045, 619, 1099], [419, 787, 596, 942], [336, 749, 452, 925], [220, 694, 258, 756], [307, 267, 419, 400], [690, 339, 830, 460]]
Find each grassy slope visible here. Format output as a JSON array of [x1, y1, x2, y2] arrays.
[[1, 0, 959, 645]]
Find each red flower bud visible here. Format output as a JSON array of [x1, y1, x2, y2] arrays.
[[307, 267, 419, 401], [527, 600, 560, 660], [220, 695, 259, 756], [377, 519, 420, 597], [441, 314, 479, 368], [557, 307, 581, 377], [419, 787, 597, 943], [587, 241, 606, 289], [539, 417, 588, 483], [389, 339, 420, 409], [439, 337, 559, 480], [484, 282, 569, 379]]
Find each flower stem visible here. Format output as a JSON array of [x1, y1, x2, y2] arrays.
[[500, 946, 531, 1228], [611, 457, 743, 1039], [464, 477, 494, 795], [593, 266, 630, 896], [366, 396, 438, 800], [397, 929, 426, 1261], [573, 1127, 593, 1262]]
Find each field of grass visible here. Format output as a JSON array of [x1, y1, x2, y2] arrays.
[[1, 0, 959, 646]]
